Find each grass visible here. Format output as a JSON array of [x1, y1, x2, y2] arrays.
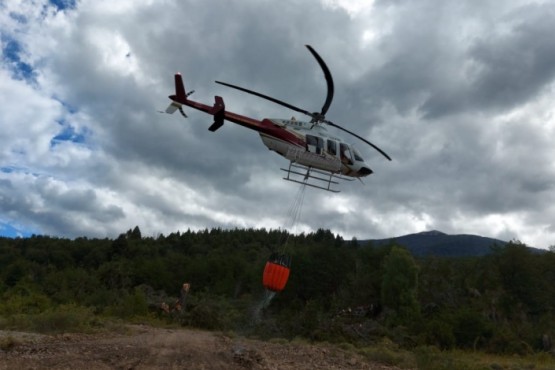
[[350, 339, 555, 370], [371, 345, 555, 370], [0, 335, 22, 351], [358, 339, 415, 368], [268, 337, 289, 345], [0, 304, 99, 334], [438, 350, 555, 370]]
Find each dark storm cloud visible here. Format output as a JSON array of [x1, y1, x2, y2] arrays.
[[419, 2, 555, 118], [470, 4, 555, 103], [0, 174, 125, 237]]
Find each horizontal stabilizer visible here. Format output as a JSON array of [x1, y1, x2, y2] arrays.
[[165, 102, 181, 114]]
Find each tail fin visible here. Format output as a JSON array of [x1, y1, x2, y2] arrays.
[[175, 73, 186, 100], [165, 73, 193, 118]]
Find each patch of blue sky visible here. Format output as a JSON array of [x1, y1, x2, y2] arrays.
[[9, 11, 27, 24], [0, 221, 36, 238], [1, 36, 36, 82], [53, 96, 78, 114], [1, 165, 33, 175], [50, 121, 89, 147], [49, 0, 77, 12]]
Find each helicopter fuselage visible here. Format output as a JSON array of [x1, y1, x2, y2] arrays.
[[260, 119, 373, 177]]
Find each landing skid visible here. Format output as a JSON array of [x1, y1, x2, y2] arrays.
[[281, 162, 353, 193]]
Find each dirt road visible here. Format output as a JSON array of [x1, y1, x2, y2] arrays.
[[1, 325, 402, 369]]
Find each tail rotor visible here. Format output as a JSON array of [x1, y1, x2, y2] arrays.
[[160, 73, 195, 118]]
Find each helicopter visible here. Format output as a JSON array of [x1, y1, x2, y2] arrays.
[[163, 45, 391, 192]]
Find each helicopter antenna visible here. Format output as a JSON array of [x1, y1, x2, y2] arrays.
[[215, 45, 391, 161]]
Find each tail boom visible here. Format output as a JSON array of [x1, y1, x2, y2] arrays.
[[167, 73, 295, 138]]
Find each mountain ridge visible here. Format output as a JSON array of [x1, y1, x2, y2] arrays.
[[360, 230, 542, 257]]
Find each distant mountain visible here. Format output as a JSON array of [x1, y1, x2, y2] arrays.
[[360, 230, 541, 257]]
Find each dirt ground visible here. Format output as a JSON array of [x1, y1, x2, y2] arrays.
[[0, 325, 403, 370]]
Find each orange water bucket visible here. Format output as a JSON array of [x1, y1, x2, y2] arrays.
[[262, 254, 291, 292]]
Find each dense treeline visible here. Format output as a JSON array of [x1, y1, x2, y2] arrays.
[[1, 226, 555, 355]]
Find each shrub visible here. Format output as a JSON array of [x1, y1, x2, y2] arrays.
[[424, 319, 456, 350], [0, 304, 97, 333], [452, 310, 492, 349], [0, 287, 51, 315], [30, 304, 97, 333], [179, 294, 240, 331], [0, 336, 21, 351], [105, 288, 149, 319]]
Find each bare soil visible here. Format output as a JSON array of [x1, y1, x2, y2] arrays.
[[0, 325, 403, 370]]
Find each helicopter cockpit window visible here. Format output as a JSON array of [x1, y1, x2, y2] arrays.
[[339, 143, 354, 165], [327, 140, 337, 156], [352, 147, 364, 162]]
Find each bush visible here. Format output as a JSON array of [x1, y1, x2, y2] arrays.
[[424, 319, 456, 350], [30, 304, 97, 333], [0, 304, 97, 333], [487, 325, 534, 355], [414, 346, 474, 370], [0, 336, 21, 351], [104, 288, 149, 319], [0, 286, 51, 315], [359, 338, 415, 368], [452, 310, 492, 349], [179, 294, 240, 331]]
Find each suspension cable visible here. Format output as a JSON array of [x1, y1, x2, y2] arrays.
[[280, 180, 308, 251]]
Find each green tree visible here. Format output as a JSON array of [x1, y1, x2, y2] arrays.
[[381, 246, 420, 325], [127, 226, 142, 240], [496, 242, 543, 316], [452, 309, 492, 348]]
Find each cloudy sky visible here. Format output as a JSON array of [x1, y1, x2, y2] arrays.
[[2, 0, 555, 248]]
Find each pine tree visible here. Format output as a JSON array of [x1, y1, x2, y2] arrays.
[[381, 246, 420, 325]]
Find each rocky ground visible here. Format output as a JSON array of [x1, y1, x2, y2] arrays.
[[0, 325, 404, 370]]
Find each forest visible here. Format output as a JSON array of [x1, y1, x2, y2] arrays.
[[1, 226, 554, 356]]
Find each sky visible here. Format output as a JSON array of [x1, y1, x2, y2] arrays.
[[2, 0, 555, 248]]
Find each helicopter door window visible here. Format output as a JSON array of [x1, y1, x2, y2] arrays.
[[306, 135, 317, 152], [316, 137, 324, 154], [327, 140, 337, 156], [306, 135, 324, 155], [340, 143, 354, 165]]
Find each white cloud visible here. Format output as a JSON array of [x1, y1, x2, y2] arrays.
[[1, 0, 555, 249]]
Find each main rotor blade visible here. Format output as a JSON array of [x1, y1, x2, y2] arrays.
[[325, 120, 392, 161], [215, 80, 313, 117], [305, 45, 334, 116]]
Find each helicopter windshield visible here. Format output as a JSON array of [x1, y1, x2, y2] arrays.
[[339, 143, 354, 165], [352, 147, 364, 162]]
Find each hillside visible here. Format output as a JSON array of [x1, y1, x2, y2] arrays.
[[362, 230, 516, 257]]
